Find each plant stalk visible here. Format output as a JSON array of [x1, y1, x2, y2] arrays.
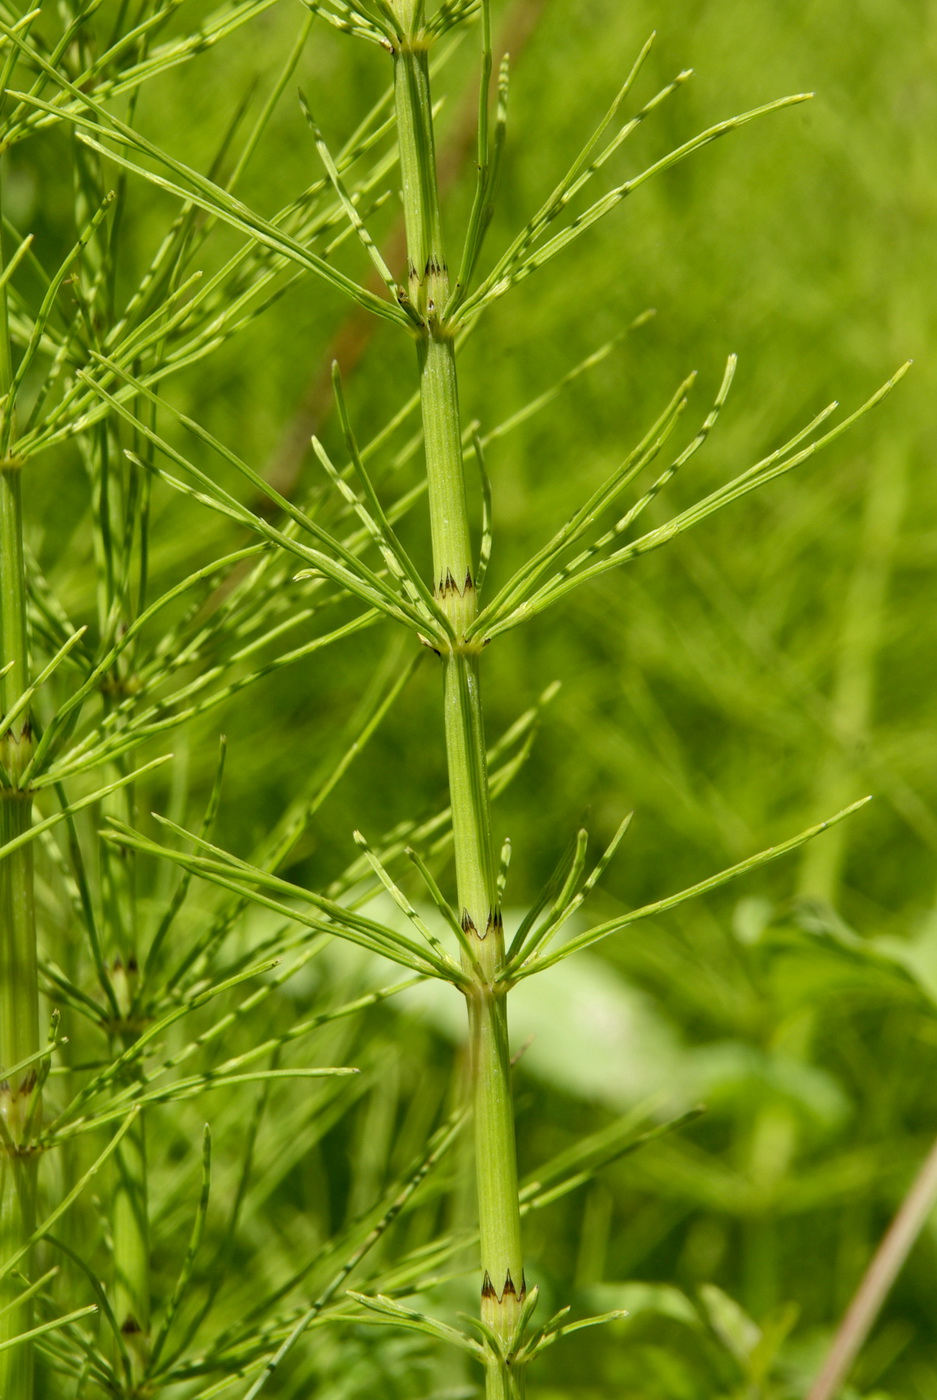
[[808, 1132, 937, 1400], [0, 162, 40, 1400], [798, 444, 908, 903], [101, 572, 150, 1384], [391, 13, 526, 1394], [83, 104, 154, 1380], [111, 957, 150, 1388], [0, 750, 39, 1400]]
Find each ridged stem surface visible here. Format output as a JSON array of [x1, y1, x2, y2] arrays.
[[111, 956, 150, 1386], [392, 18, 526, 1394], [0, 178, 40, 1392]]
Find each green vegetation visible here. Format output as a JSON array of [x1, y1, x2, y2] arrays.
[[0, 0, 932, 1397]]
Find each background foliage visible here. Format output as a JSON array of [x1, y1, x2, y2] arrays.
[[10, 0, 935, 1395]]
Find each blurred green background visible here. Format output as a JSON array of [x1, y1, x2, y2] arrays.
[[14, 0, 937, 1394]]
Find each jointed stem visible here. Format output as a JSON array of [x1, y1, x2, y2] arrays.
[[111, 948, 150, 1387], [390, 10, 526, 1392], [112, 1061, 150, 1382], [469, 980, 525, 1395], [419, 334, 475, 602], [0, 768, 39, 1400], [0, 169, 40, 1398], [98, 447, 151, 1388], [443, 652, 494, 932]]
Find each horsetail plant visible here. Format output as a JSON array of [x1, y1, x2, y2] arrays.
[[0, 0, 910, 1396], [0, 8, 603, 1390]]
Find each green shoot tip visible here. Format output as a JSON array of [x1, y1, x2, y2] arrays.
[[825, 795, 873, 826]]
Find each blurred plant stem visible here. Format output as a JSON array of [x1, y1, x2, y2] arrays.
[[109, 864, 151, 1385], [798, 444, 909, 903], [0, 164, 40, 1400], [391, 5, 525, 1392], [808, 1132, 937, 1400], [93, 112, 153, 1366]]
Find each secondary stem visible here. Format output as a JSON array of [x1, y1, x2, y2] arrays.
[[391, 14, 526, 1394], [99, 476, 150, 1384], [0, 168, 40, 1400], [797, 443, 908, 903], [111, 954, 150, 1388], [0, 737, 39, 1400]]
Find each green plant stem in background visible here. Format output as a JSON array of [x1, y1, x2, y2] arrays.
[[0, 174, 40, 1400], [391, 8, 526, 1393], [798, 443, 909, 904], [808, 1133, 937, 1400], [104, 783, 147, 1381], [0, 734, 39, 1400], [111, 957, 150, 1386]]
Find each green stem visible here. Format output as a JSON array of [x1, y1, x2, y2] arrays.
[[111, 1050, 150, 1385], [111, 963, 149, 1389], [0, 775, 39, 1400], [84, 98, 152, 1373], [419, 334, 475, 604], [0, 467, 28, 733], [798, 444, 908, 903], [0, 165, 40, 1400], [470, 981, 526, 1396], [105, 734, 150, 1388], [391, 13, 526, 1394]]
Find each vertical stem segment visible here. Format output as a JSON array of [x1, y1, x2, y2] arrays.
[[103, 771, 150, 1378], [391, 13, 526, 1393], [111, 957, 150, 1386], [798, 444, 908, 903], [0, 757, 39, 1400], [0, 508, 40, 1400], [112, 1084, 150, 1376], [0, 165, 40, 1400]]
